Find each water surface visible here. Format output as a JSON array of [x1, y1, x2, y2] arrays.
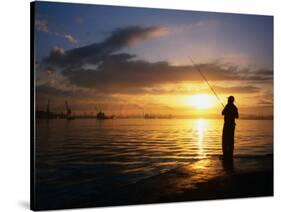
[[35, 118, 273, 202]]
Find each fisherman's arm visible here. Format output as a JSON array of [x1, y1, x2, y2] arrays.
[[221, 107, 226, 115]]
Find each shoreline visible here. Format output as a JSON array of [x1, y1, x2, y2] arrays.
[[36, 155, 273, 210], [92, 155, 273, 207]]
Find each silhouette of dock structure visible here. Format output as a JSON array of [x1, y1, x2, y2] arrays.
[[36, 100, 114, 120]]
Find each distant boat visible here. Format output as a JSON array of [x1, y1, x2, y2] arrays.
[[96, 112, 114, 120]]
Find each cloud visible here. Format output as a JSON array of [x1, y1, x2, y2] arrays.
[[105, 26, 167, 46], [62, 60, 216, 89], [172, 20, 219, 34], [42, 26, 167, 68], [34, 16, 78, 44], [60, 57, 272, 93], [35, 18, 48, 32], [36, 83, 74, 97], [91, 84, 261, 95], [64, 34, 77, 43], [50, 47, 65, 56], [38, 25, 273, 97], [258, 99, 273, 106], [258, 69, 274, 76], [212, 85, 260, 94]]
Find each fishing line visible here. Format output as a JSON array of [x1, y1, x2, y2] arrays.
[[188, 56, 225, 108]]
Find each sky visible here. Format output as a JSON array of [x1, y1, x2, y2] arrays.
[[34, 1, 273, 117]]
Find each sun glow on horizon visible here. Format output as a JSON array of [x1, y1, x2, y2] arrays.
[[185, 94, 216, 109]]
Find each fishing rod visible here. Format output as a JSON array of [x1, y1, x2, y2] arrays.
[[188, 56, 225, 108]]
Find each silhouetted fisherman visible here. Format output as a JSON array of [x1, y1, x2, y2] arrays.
[[222, 96, 239, 159]]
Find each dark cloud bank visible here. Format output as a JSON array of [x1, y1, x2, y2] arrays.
[[37, 25, 273, 97]]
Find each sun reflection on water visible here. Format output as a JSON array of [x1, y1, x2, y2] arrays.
[[196, 119, 207, 158]]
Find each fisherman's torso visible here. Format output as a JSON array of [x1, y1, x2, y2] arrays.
[[223, 104, 238, 124]]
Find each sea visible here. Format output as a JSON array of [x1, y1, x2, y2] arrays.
[[35, 118, 273, 206]]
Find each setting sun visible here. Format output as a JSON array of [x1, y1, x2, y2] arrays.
[[186, 94, 216, 109]]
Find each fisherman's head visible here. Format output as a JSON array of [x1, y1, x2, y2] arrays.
[[228, 96, 235, 104]]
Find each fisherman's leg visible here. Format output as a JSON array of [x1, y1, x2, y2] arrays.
[[229, 125, 235, 158], [222, 124, 232, 158], [224, 124, 232, 158]]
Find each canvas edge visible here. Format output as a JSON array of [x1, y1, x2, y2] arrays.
[[30, 1, 36, 211]]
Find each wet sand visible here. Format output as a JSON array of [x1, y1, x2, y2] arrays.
[[91, 156, 273, 207], [36, 156, 273, 210]]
